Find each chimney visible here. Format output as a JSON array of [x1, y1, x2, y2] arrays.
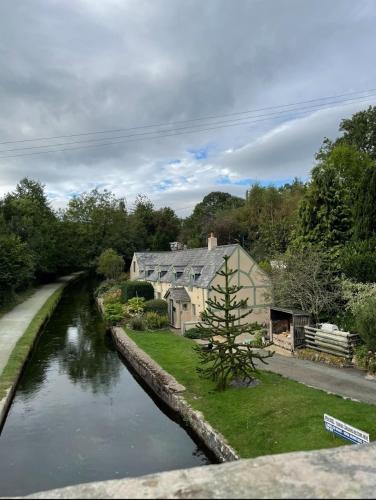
[[208, 233, 217, 251]]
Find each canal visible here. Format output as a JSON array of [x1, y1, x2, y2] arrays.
[[0, 279, 212, 497]]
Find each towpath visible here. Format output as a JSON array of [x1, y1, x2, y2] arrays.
[[0, 275, 78, 377]]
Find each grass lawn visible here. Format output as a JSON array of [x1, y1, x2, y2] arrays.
[[0, 288, 64, 402], [126, 329, 376, 459]]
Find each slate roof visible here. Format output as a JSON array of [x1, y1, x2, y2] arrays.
[[164, 287, 191, 302], [134, 244, 239, 289]]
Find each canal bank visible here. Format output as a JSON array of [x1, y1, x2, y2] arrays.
[[0, 279, 212, 497], [0, 273, 83, 430]]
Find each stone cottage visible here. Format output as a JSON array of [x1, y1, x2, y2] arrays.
[[130, 234, 272, 330]]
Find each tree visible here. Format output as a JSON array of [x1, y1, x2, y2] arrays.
[[271, 248, 342, 323], [353, 164, 376, 240], [181, 192, 245, 247], [195, 255, 273, 390], [97, 249, 124, 280], [1, 178, 59, 279], [339, 105, 376, 160], [292, 145, 368, 251], [0, 233, 34, 305]]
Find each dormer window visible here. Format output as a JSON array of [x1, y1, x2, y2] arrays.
[[159, 270, 167, 278], [175, 271, 183, 279], [194, 273, 201, 281], [147, 269, 154, 277]]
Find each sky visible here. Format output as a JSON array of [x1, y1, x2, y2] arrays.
[[1, 0, 376, 216]]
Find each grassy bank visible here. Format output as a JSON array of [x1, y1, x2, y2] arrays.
[[126, 329, 376, 459], [0, 288, 64, 402]]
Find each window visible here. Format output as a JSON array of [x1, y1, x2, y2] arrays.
[[159, 270, 167, 278], [133, 261, 136, 272], [147, 269, 154, 277], [192, 304, 196, 316], [175, 271, 183, 279], [194, 273, 201, 281], [182, 303, 188, 311]]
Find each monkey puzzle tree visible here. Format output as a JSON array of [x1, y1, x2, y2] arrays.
[[195, 255, 273, 390]]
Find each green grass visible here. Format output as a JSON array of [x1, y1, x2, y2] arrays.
[[0, 288, 64, 402], [126, 329, 376, 459]]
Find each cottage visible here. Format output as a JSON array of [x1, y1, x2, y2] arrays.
[[130, 234, 272, 330]]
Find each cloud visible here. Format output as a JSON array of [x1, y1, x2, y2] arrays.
[[0, 0, 376, 213]]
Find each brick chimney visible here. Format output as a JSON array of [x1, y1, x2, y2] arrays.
[[208, 232, 217, 251]]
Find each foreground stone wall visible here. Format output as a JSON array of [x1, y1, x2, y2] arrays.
[[25, 442, 376, 499], [111, 326, 239, 462]]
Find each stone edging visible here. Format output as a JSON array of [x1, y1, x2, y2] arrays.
[[0, 273, 84, 431], [95, 293, 239, 462], [110, 326, 239, 462]]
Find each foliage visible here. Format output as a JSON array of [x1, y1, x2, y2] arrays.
[[338, 105, 376, 160], [354, 345, 376, 374], [97, 248, 124, 280], [121, 280, 154, 303], [103, 302, 124, 324], [339, 238, 376, 283], [354, 296, 376, 351], [183, 326, 210, 339], [143, 299, 168, 315], [195, 255, 273, 390], [0, 233, 35, 305], [128, 329, 376, 459], [258, 260, 272, 275], [180, 191, 245, 247], [102, 288, 122, 305], [250, 330, 265, 348], [341, 279, 376, 317], [94, 280, 116, 298], [353, 164, 376, 240], [296, 348, 349, 367], [271, 248, 342, 322], [144, 311, 169, 330], [124, 296, 145, 317], [128, 315, 145, 331]]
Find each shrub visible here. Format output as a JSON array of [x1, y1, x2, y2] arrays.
[[184, 327, 210, 340], [145, 312, 169, 330], [124, 297, 145, 317], [144, 299, 168, 315], [354, 296, 376, 351], [103, 302, 124, 325], [102, 288, 122, 305], [128, 316, 145, 331], [340, 239, 376, 283], [95, 281, 116, 298], [354, 345, 376, 374], [251, 330, 265, 348], [121, 280, 154, 303]]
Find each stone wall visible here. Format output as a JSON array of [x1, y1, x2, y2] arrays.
[[25, 442, 376, 499], [110, 325, 239, 463]]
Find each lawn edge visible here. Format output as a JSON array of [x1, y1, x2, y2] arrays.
[[0, 273, 83, 430]]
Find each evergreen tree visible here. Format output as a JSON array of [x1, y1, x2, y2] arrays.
[[195, 256, 273, 390], [354, 164, 376, 240]]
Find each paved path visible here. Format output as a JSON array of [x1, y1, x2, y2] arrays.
[[0, 275, 77, 377], [255, 351, 376, 405]]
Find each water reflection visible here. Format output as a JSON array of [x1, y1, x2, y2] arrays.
[[0, 279, 211, 497]]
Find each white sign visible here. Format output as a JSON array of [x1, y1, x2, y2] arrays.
[[324, 414, 370, 445]]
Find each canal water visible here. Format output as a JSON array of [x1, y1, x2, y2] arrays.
[[0, 279, 212, 497]]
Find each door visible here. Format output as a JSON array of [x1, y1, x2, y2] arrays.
[[168, 299, 174, 325]]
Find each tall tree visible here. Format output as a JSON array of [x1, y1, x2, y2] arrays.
[[195, 256, 272, 390], [353, 164, 376, 240]]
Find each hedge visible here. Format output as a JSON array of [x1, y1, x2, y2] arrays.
[[144, 299, 168, 315], [121, 280, 154, 303]]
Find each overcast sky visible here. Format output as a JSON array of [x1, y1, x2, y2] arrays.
[[1, 0, 376, 215]]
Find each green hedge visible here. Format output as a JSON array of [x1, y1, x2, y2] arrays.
[[144, 299, 168, 315], [121, 280, 154, 303]]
